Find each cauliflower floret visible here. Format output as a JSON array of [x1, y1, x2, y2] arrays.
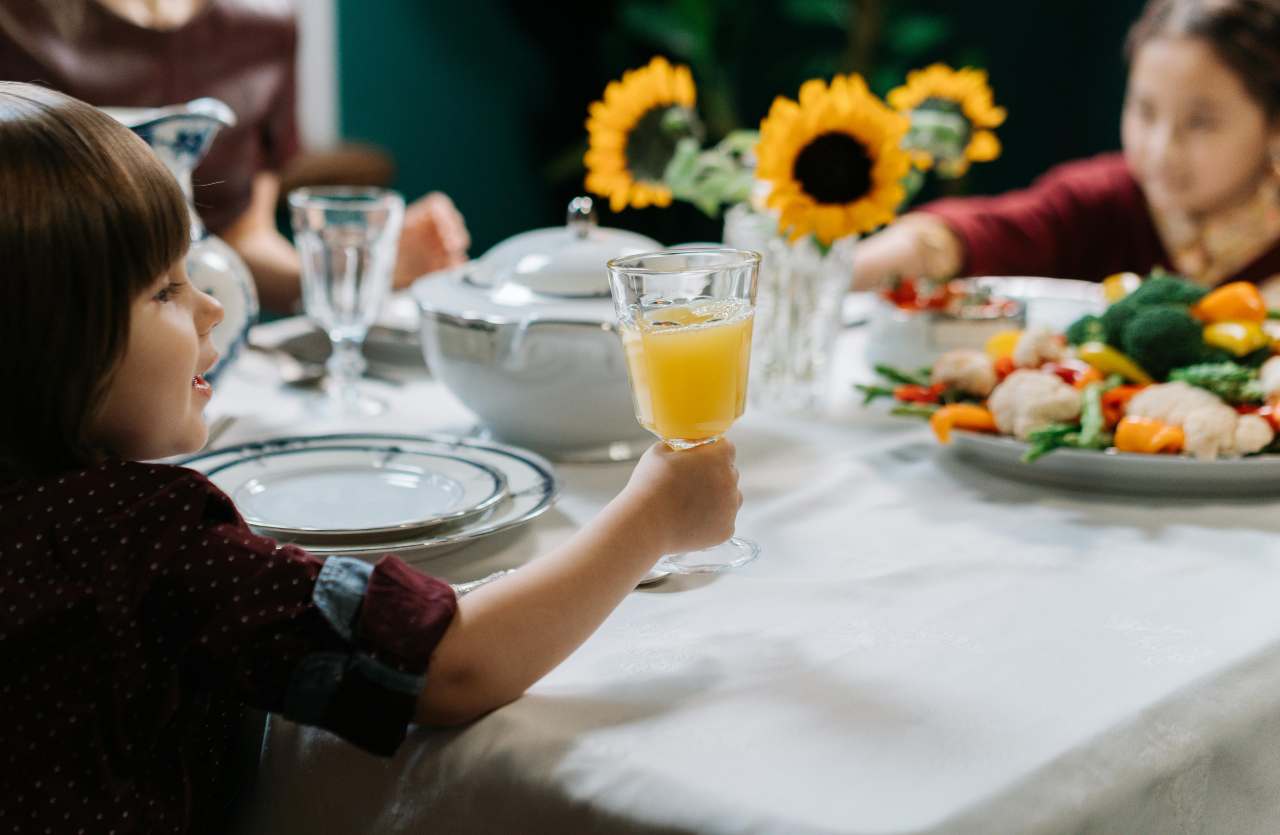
[[1012, 326, 1066, 369], [1260, 356, 1280, 399], [1126, 381, 1275, 459], [1235, 413, 1274, 456], [931, 349, 997, 398], [1181, 406, 1239, 460], [1127, 380, 1227, 424], [987, 370, 1082, 440]]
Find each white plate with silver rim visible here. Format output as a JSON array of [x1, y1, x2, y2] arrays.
[[182, 433, 558, 559], [950, 430, 1280, 497], [203, 446, 507, 543]]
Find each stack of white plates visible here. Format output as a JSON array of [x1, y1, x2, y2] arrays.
[[181, 432, 558, 561]]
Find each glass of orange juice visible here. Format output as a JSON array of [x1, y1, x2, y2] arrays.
[[607, 247, 760, 574]]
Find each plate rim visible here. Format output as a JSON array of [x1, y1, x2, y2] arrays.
[[180, 432, 560, 555], [203, 444, 509, 538], [951, 429, 1280, 469]]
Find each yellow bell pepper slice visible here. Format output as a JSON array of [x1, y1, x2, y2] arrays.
[[984, 329, 1023, 361], [1102, 272, 1143, 303], [1202, 320, 1269, 357], [1191, 281, 1267, 323], [1114, 416, 1184, 455], [930, 404, 999, 444], [1075, 342, 1154, 385]]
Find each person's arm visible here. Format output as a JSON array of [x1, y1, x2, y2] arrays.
[[219, 171, 303, 312], [416, 440, 741, 726], [852, 154, 1149, 291]]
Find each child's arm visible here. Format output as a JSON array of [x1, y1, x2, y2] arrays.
[[415, 439, 741, 726], [853, 153, 1153, 290]]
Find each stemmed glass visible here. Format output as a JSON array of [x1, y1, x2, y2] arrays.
[[289, 187, 405, 416], [607, 247, 761, 574]]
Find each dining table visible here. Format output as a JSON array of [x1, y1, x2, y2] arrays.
[[219, 296, 1280, 835]]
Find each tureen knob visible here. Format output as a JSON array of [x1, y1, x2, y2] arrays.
[[566, 196, 597, 239]]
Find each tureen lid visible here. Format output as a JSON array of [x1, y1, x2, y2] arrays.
[[413, 197, 661, 323], [470, 197, 657, 298]]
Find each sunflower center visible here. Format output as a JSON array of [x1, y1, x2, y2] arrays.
[[792, 132, 873, 205], [914, 97, 972, 146], [625, 106, 698, 182]]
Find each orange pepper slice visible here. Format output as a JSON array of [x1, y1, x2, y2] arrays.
[[1114, 416, 1185, 454], [1073, 366, 1105, 389], [930, 404, 999, 444], [1191, 281, 1267, 323], [1101, 385, 1145, 428]]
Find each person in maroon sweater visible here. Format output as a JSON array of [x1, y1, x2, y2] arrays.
[[0, 83, 743, 835], [0, 0, 470, 311], [854, 0, 1280, 301]]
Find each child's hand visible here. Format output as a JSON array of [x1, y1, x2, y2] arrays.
[[393, 191, 471, 288], [620, 440, 743, 555]]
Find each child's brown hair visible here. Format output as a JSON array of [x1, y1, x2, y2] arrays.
[[1128, 0, 1280, 117], [0, 82, 190, 476]]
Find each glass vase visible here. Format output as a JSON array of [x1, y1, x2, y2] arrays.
[[723, 203, 855, 413]]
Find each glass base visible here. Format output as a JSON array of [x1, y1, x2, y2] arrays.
[[664, 436, 720, 451], [657, 536, 760, 575], [319, 381, 387, 417]]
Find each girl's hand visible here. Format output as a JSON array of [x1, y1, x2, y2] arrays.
[[393, 192, 471, 288], [619, 440, 742, 555], [850, 215, 962, 292]]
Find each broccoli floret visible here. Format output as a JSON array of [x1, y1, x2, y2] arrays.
[[1065, 314, 1106, 346], [1169, 362, 1264, 404], [1099, 274, 1208, 347], [1124, 273, 1207, 307], [1120, 305, 1205, 380]]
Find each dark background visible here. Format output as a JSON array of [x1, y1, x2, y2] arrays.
[[336, 0, 1147, 254]]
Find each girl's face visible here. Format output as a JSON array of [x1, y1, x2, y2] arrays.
[[89, 260, 224, 461], [1123, 36, 1277, 216]]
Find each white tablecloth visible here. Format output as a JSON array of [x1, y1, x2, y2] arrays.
[[221, 313, 1280, 835]]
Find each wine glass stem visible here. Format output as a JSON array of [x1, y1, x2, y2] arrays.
[[327, 335, 366, 403]]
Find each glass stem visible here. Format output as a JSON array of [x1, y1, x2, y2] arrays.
[[327, 335, 366, 403]]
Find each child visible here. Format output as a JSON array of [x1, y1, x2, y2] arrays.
[[0, 82, 743, 834], [853, 0, 1280, 299]]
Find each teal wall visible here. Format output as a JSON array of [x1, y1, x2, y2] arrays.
[[336, 0, 551, 254], [336, 1, 1148, 254]]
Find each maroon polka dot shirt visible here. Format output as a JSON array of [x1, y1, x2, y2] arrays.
[[0, 460, 457, 834]]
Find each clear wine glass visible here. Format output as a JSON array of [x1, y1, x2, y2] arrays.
[[607, 247, 761, 574], [289, 187, 405, 415]]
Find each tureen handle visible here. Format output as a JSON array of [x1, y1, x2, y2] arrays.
[[566, 196, 597, 239]]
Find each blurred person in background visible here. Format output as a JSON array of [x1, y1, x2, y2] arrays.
[[0, 0, 470, 311], [853, 0, 1280, 300]]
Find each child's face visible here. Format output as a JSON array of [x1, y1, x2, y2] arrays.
[[1123, 36, 1276, 216], [89, 261, 224, 461]]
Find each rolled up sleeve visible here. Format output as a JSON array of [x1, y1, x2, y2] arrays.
[[135, 469, 457, 757]]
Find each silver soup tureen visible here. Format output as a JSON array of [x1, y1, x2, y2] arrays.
[[412, 198, 660, 461]]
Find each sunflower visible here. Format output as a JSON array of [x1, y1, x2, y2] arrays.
[[755, 74, 911, 245], [888, 64, 1006, 177], [584, 57, 700, 213]]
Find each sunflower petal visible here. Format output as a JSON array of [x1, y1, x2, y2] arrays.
[[967, 130, 1001, 162]]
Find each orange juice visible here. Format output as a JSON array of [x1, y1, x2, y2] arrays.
[[620, 299, 755, 443]]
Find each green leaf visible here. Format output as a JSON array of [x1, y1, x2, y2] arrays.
[[780, 0, 850, 28], [874, 364, 931, 386], [890, 403, 939, 419], [1022, 423, 1079, 463], [619, 3, 700, 59], [885, 14, 950, 58], [854, 383, 897, 405]]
